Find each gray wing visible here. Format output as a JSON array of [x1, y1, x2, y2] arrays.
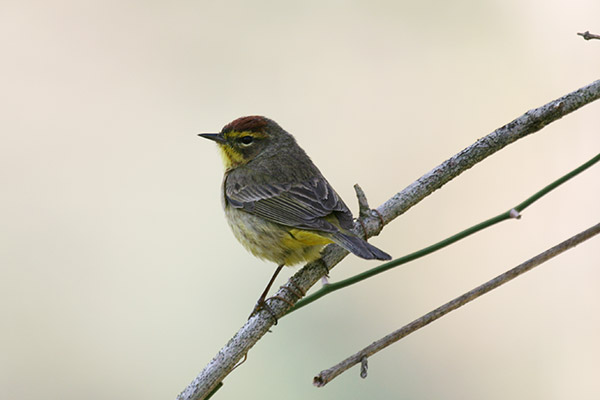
[[224, 174, 354, 233]]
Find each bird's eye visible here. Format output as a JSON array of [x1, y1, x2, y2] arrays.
[[239, 136, 254, 145]]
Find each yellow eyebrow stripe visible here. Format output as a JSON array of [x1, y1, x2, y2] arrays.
[[225, 130, 268, 139]]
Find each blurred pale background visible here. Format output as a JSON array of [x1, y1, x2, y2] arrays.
[[1, 1, 599, 399]]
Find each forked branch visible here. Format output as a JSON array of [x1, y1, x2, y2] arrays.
[[177, 79, 600, 400]]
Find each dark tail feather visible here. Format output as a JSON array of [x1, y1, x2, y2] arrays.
[[331, 232, 391, 261]]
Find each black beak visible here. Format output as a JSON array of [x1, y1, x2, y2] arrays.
[[198, 133, 226, 143]]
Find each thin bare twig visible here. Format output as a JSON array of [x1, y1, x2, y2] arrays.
[[177, 79, 600, 400], [578, 31, 600, 40], [354, 184, 371, 218], [313, 222, 600, 387]]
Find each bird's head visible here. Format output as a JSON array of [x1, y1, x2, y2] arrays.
[[199, 116, 291, 169]]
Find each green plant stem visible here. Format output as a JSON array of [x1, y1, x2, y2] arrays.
[[514, 153, 600, 212], [286, 152, 600, 316], [204, 382, 223, 400]]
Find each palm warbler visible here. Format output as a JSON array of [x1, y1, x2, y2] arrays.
[[199, 116, 391, 315]]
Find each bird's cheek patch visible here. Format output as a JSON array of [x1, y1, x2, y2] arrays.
[[218, 144, 245, 169]]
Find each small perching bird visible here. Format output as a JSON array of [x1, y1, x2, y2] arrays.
[[199, 116, 391, 318]]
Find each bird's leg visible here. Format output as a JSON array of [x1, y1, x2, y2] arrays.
[[249, 265, 309, 324], [249, 264, 285, 324]]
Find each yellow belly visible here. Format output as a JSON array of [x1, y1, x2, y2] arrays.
[[224, 205, 332, 266]]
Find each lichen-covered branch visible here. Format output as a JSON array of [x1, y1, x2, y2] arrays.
[[177, 79, 600, 400], [287, 152, 600, 314]]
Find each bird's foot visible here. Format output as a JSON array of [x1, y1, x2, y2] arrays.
[[248, 280, 305, 324]]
